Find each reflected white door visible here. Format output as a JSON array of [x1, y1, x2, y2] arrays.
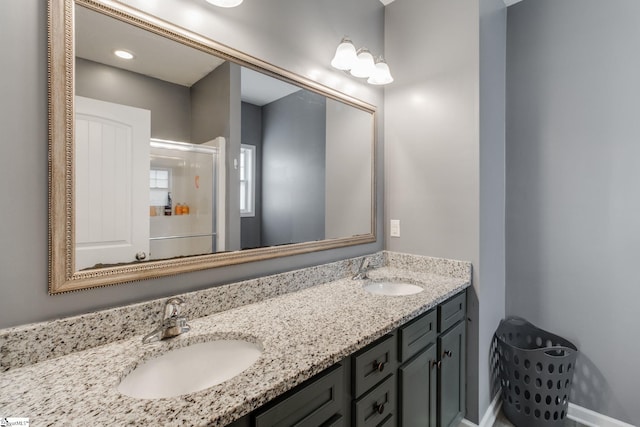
[[75, 96, 150, 270]]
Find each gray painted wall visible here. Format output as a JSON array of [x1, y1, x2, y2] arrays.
[[76, 58, 191, 142], [479, 0, 506, 417], [261, 90, 326, 246], [506, 0, 640, 423], [384, 0, 481, 421], [385, 0, 507, 422], [0, 0, 383, 329], [240, 102, 263, 250]]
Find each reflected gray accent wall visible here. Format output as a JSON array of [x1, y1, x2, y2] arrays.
[[190, 63, 231, 145], [75, 57, 191, 142], [261, 90, 326, 246], [0, 0, 383, 329], [506, 0, 640, 423], [241, 102, 263, 250], [325, 99, 373, 239], [191, 62, 242, 251]]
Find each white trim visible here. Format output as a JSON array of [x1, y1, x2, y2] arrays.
[[239, 144, 256, 218], [479, 393, 503, 427], [467, 397, 635, 427], [460, 393, 502, 427], [567, 403, 636, 427]]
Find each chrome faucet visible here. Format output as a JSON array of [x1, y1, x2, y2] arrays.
[[142, 297, 191, 344], [352, 256, 372, 280]]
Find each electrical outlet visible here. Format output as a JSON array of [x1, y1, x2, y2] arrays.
[[390, 219, 400, 237]]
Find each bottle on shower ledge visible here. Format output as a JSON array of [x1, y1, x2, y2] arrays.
[[164, 192, 172, 216]]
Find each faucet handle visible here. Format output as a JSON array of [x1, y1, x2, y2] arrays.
[[352, 256, 372, 280], [163, 297, 185, 318]]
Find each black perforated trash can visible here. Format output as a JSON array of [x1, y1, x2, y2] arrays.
[[493, 317, 578, 427]]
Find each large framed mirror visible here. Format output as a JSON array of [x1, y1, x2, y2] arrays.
[[48, 0, 376, 293]]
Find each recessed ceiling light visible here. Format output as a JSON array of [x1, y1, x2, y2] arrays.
[[205, 0, 243, 7], [114, 50, 134, 60]]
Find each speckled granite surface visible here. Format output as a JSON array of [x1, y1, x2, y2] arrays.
[[0, 252, 470, 426], [1, 253, 385, 371]]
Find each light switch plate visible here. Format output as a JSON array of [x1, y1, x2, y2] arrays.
[[390, 219, 400, 237]]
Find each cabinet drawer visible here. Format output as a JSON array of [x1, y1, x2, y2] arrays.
[[353, 335, 396, 398], [398, 308, 437, 363], [353, 374, 396, 427], [322, 414, 344, 427], [254, 364, 343, 427], [438, 292, 466, 332]]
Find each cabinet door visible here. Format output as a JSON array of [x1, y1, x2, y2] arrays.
[[398, 344, 437, 427], [438, 320, 466, 427]]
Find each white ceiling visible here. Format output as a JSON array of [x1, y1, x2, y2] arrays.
[[240, 68, 300, 106], [75, 5, 299, 105], [75, 5, 224, 87]]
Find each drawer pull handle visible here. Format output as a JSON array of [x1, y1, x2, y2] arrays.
[[373, 360, 385, 372], [443, 350, 453, 358], [374, 402, 385, 415], [430, 360, 437, 370]]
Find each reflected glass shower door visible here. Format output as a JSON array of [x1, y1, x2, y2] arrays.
[[148, 139, 220, 261]]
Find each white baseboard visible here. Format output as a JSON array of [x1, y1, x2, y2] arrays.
[[465, 397, 635, 427], [460, 393, 636, 427], [460, 392, 502, 427], [567, 403, 636, 427], [459, 419, 478, 427]]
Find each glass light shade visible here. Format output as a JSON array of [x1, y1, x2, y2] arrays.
[[205, 0, 243, 7], [350, 49, 376, 78], [367, 60, 394, 85], [331, 38, 358, 71]]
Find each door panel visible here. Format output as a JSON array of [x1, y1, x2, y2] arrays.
[[399, 344, 437, 427], [75, 96, 150, 270], [438, 321, 466, 427]]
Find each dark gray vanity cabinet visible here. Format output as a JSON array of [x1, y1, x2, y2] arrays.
[[398, 344, 438, 427], [397, 307, 438, 427], [252, 364, 345, 427], [227, 290, 467, 427], [397, 290, 467, 427], [437, 292, 466, 427], [438, 320, 466, 427], [351, 334, 398, 426]]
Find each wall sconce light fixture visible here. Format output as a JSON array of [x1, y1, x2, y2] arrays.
[[331, 37, 393, 85], [205, 0, 243, 7]]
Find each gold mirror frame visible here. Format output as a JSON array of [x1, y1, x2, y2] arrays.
[[48, 0, 376, 294]]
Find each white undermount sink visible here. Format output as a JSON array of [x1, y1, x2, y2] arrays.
[[363, 280, 425, 296], [117, 339, 262, 399]]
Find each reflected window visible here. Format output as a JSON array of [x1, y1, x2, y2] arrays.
[[240, 144, 255, 217], [150, 168, 171, 206]]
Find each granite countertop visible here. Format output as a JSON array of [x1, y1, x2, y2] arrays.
[[0, 266, 469, 426]]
